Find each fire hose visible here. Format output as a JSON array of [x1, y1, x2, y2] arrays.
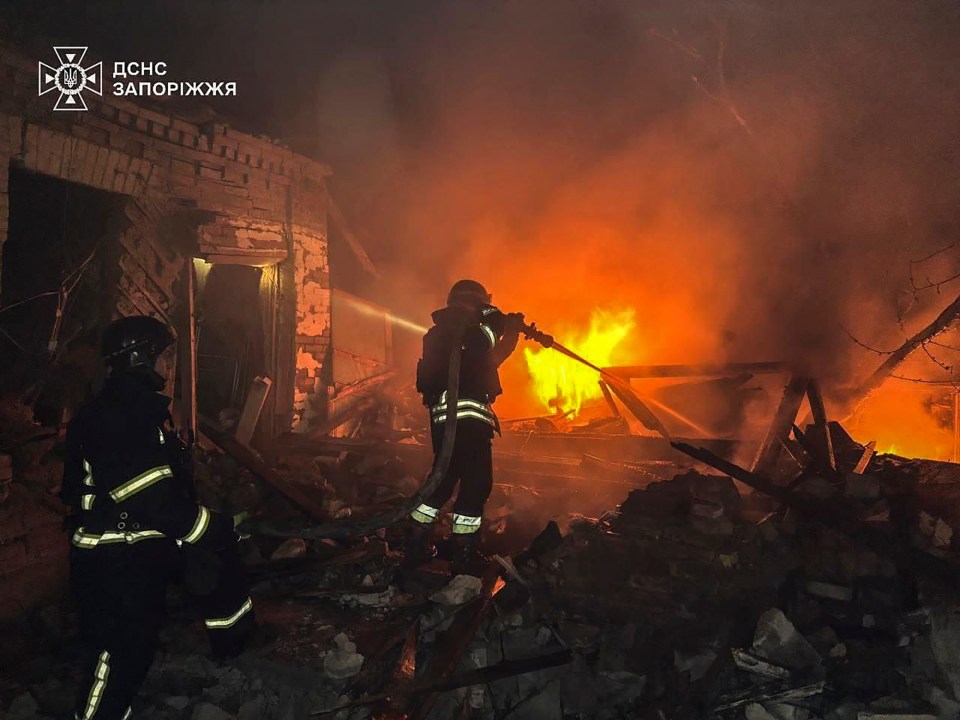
[[244, 315, 668, 539], [245, 318, 471, 540]]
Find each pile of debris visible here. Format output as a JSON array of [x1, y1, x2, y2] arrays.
[[9, 362, 960, 720]]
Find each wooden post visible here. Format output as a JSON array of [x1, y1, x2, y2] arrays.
[[752, 375, 809, 478], [804, 379, 836, 473], [179, 257, 198, 439]]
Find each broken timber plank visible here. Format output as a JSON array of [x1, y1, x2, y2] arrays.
[[715, 681, 825, 711], [730, 649, 791, 681], [369, 620, 419, 718], [752, 375, 809, 479], [311, 371, 397, 439], [408, 564, 503, 720], [672, 441, 960, 591], [852, 441, 876, 474], [327, 194, 380, 278], [604, 377, 671, 438], [235, 376, 272, 445], [804, 379, 837, 473], [598, 380, 622, 418], [806, 379, 828, 425], [844, 290, 960, 416], [199, 418, 328, 519]]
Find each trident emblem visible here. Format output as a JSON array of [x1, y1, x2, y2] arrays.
[[38, 47, 102, 111], [62, 67, 79, 89]]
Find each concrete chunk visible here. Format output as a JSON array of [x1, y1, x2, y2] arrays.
[[752, 608, 822, 673], [430, 574, 482, 605]]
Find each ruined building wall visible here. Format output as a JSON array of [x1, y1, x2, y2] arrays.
[[0, 44, 336, 615], [0, 44, 332, 429]]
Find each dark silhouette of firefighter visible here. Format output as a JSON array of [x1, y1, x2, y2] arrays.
[[60, 315, 253, 720], [410, 280, 525, 574]]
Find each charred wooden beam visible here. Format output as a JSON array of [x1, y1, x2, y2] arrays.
[[852, 440, 876, 474], [408, 564, 502, 720], [327, 194, 380, 278], [604, 378, 671, 438], [672, 441, 960, 590], [604, 361, 786, 379], [845, 290, 960, 414], [751, 376, 809, 479], [311, 370, 397, 438], [199, 418, 328, 519], [598, 379, 622, 418]]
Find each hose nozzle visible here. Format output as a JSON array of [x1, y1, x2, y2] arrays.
[[522, 322, 554, 348]]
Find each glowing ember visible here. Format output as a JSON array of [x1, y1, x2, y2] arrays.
[[848, 381, 956, 461], [523, 308, 636, 417]]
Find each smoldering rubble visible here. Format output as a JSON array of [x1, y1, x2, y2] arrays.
[[7, 375, 960, 720]]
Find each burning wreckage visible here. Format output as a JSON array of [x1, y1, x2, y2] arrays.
[[4, 35, 960, 720], [9, 301, 960, 720]]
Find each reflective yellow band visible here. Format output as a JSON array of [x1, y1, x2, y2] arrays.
[[81, 494, 95, 510], [180, 506, 211, 544], [71, 527, 166, 548], [432, 410, 496, 427], [81, 650, 110, 720], [110, 465, 173, 502], [480, 324, 498, 348], [481, 306, 497, 316], [121, 708, 132, 720], [205, 597, 254, 629], [431, 399, 492, 415], [82, 459, 94, 487], [158, 427, 166, 445], [452, 514, 482, 534], [410, 503, 439, 525]]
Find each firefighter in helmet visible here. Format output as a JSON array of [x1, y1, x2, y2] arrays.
[[409, 280, 525, 575], [60, 315, 254, 720]]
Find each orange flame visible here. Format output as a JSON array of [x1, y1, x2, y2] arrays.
[[848, 381, 956, 461], [523, 308, 636, 417]]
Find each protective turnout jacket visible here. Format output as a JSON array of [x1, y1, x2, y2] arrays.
[[60, 372, 233, 552], [416, 304, 517, 430]]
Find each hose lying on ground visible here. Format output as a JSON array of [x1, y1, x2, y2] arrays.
[[242, 319, 469, 540]]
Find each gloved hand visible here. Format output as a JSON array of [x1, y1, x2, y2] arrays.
[[503, 312, 526, 335]]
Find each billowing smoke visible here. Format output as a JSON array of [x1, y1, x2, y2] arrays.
[[304, 0, 960, 424], [6, 0, 960, 438]]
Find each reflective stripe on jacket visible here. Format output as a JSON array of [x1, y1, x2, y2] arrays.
[[429, 390, 497, 427]]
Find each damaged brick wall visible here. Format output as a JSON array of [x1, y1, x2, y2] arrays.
[[0, 42, 332, 427], [292, 226, 331, 430], [116, 197, 182, 321]]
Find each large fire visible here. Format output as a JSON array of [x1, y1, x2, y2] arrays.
[[847, 381, 957, 462], [523, 308, 636, 417]]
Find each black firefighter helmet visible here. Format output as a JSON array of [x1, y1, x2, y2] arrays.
[[447, 279, 491, 309], [101, 315, 175, 371]]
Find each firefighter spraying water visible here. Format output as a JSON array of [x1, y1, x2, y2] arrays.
[[403, 280, 670, 576]]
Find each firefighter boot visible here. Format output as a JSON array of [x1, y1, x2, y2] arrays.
[[450, 532, 486, 577], [401, 520, 437, 569]]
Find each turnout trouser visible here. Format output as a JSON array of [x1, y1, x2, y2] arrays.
[[70, 539, 253, 719], [410, 420, 494, 534], [70, 541, 175, 720]]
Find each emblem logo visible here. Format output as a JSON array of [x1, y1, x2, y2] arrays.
[[38, 47, 103, 111]]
